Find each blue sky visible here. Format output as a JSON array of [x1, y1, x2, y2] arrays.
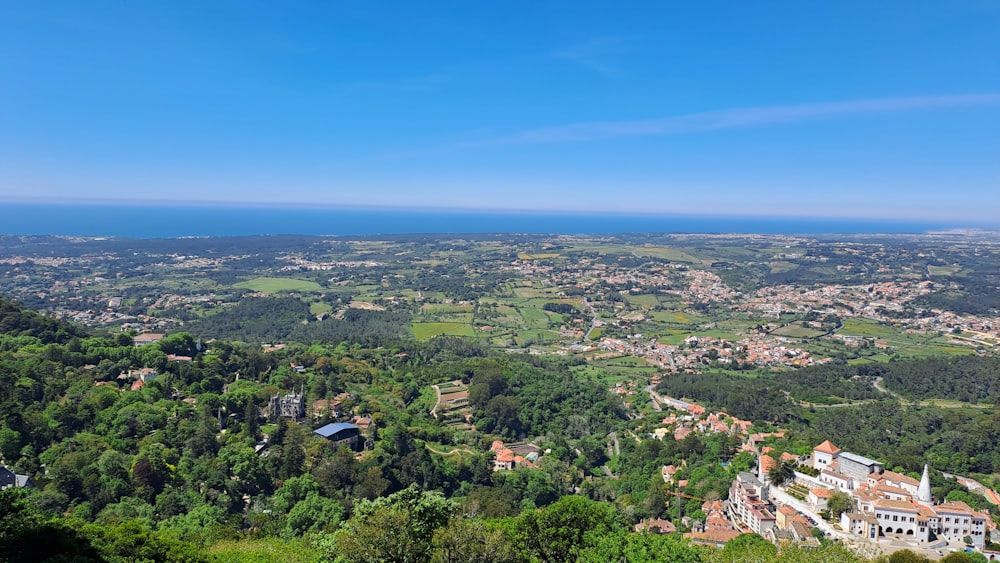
[[2, 1, 998, 221]]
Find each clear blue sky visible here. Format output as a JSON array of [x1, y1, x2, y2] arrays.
[[2, 1, 998, 220]]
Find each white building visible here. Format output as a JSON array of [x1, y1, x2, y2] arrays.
[[728, 472, 776, 536], [819, 468, 853, 491], [841, 465, 990, 550], [934, 501, 988, 550], [812, 440, 839, 470]]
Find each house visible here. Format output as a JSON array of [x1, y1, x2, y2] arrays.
[[312, 398, 345, 419], [845, 511, 882, 541], [268, 390, 306, 421], [0, 466, 32, 490], [819, 468, 853, 491], [133, 332, 165, 346], [685, 529, 743, 548], [776, 505, 798, 530], [811, 440, 840, 470], [635, 518, 676, 534], [868, 469, 920, 496], [934, 500, 989, 550], [490, 440, 538, 471], [808, 487, 833, 511], [119, 367, 158, 384], [313, 422, 361, 450], [758, 454, 777, 482]]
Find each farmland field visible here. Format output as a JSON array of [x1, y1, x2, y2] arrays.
[[625, 294, 660, 308], [233, 277, 324, 293], [517, 252, 560, 260], [838, 318, 898, 338], [309, 302, 332, 315], [771, 323, 827, 338], [652, 311, 707, 325], [927, 265, 962, 276], [412, 322, 476, 340]]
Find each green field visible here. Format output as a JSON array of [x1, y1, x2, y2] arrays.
[[631, 246, 701, 263], [412, 322, 476, 340], [837, 317, 977, 358], [839, 317, 898, 338], [769, 261, 800, 274], [652, 311, 707, 325], [928, 265, 962, 276], [519, 307, 552, 329], [514, 329, 559, 346], [234, 277, 324, 293], [309, 301, 332, 315], [625, 294, 660, 308], [771, 323, 827, 338], [422, 303, 475, 313]]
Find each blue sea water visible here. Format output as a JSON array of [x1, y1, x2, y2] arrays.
[[0, 203, 978, 238]]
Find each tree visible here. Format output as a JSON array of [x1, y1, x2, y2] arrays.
[[941, 553, 988, 563], [577, 530, 702, 563], [886, 550, 932, 563], [768, 459, 796, 486], [278, 422, 306, 480], [707, 533, 777, 563], [327, 484, 458, 563], [827, 490, 854, 519], [431, 517, 519, 563], [512, 495, 625, 563], [284, 492, 343, 537]]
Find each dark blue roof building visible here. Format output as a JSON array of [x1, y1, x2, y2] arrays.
[[313, 422, 361, 445]]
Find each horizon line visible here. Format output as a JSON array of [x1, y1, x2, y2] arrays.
[[0, 196, 997, 226]]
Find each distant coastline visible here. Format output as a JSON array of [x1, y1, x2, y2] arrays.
[[0, 203, 989, 238]]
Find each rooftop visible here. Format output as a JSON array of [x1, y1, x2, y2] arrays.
[[838, 451, 882, 467], [313, 422, 360, 438], [814, 440, 840, 455]]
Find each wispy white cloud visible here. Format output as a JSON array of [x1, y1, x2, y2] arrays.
[[473, 94, 1000, 145], [553, 37, 631, 77]]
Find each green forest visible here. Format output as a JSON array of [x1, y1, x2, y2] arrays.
[[2, 283, 999, 562]]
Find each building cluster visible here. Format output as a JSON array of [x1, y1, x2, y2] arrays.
[[489, 440, 540, 472], [729, 438, 996, 554], [598, 332, 828, 373], [647, 394, 753, 442], [807, 440, 991, 550]]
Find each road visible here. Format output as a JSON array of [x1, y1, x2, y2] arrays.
[[645, 384, 664, 412], [430, 384, 442, 418], [608, 431, 621, 456], [872, 377, 903, 400], [581, 297, 600, 342]]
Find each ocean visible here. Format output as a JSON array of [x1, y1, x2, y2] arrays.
[[0, 203, 978, 238]]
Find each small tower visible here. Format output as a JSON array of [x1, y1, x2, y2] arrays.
[[917, 464, 933, 506]]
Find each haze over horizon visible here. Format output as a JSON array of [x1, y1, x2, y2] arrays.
[[2, 1, 999, 222]]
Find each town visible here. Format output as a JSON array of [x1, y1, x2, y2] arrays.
[[2, 232, 1000, 561]]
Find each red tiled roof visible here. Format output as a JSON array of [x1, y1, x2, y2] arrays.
[[810, 488, 833, 498], [814, 440, 840, 455], [760, 455, 777, 475]]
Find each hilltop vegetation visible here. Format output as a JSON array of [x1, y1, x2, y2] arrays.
[[2, 230, 1000, 561]]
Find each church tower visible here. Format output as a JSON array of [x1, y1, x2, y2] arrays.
[[917, 464, 933, 506]]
